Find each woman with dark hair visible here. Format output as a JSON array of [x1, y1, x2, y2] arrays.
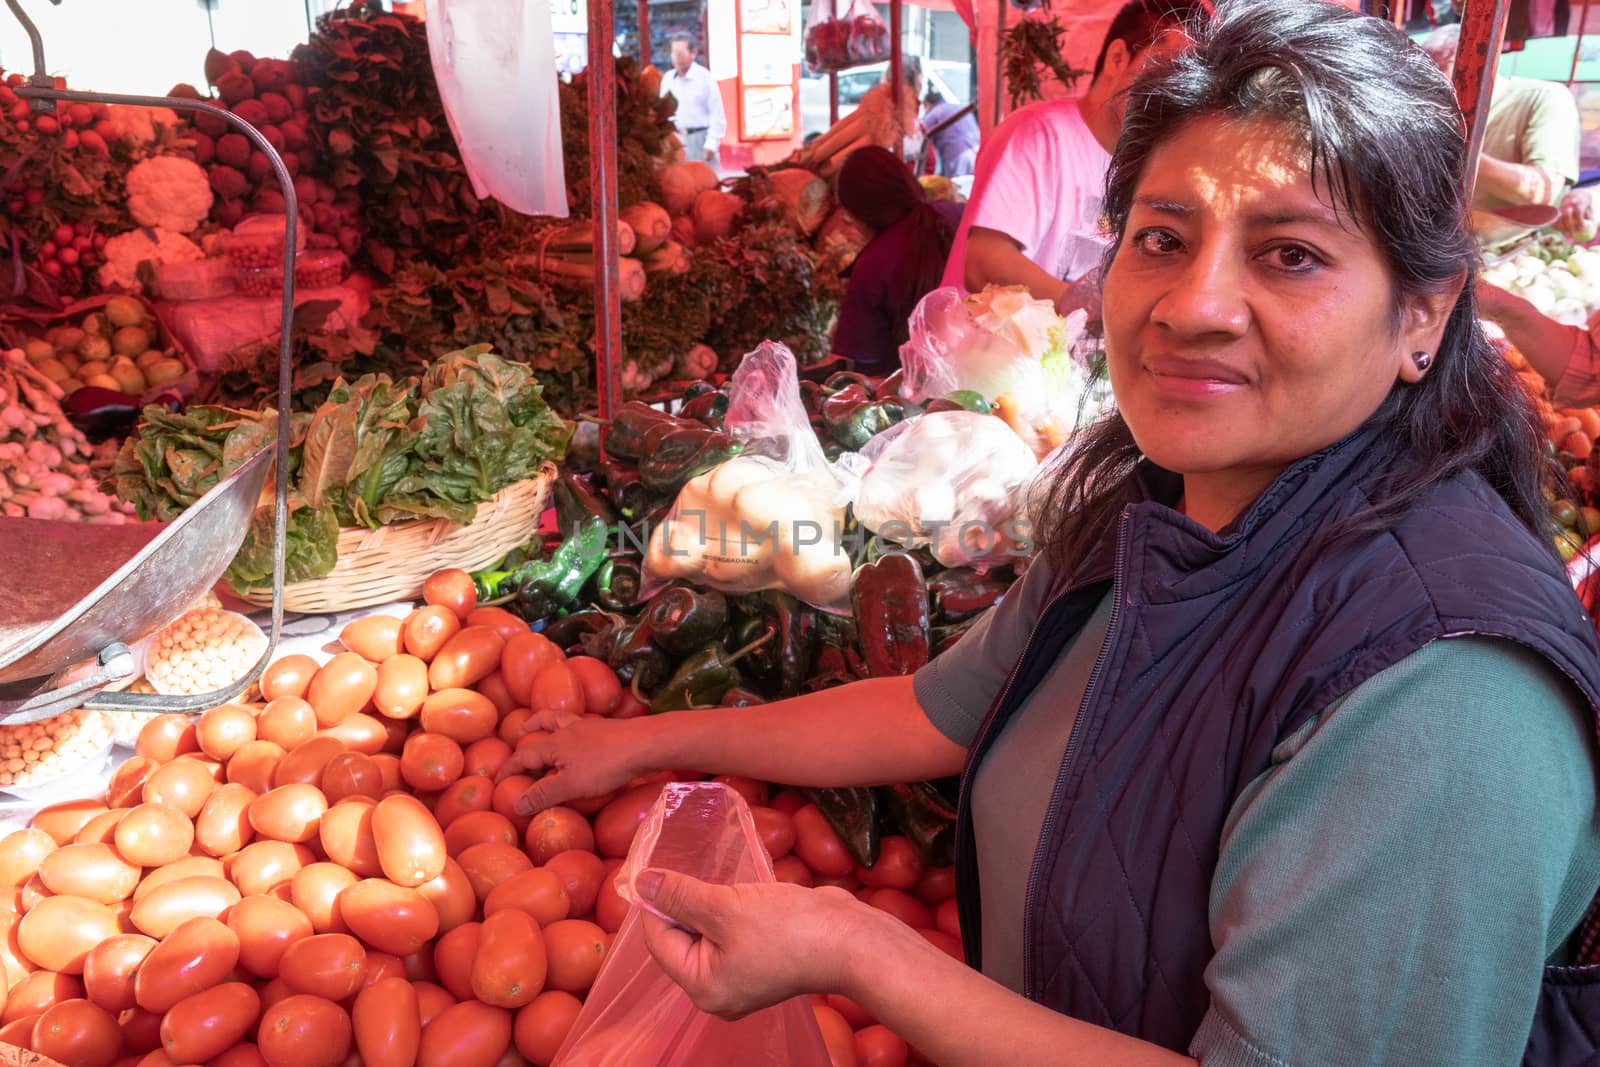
[[499, 1, 1600, 1061], [829, 145, 963, 375]]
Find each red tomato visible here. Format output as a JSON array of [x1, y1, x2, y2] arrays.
[[249, 785, 328, 845], [106, 758, 160, 809], [866, 888, 931, 930], [522, 808, 594, 866], [353, 976, 420, 1067], [289, 864, 357, 935], [318, 801, 382, 879], [195, 782, 258, 858], [857, 836, 923, 891], [401, 733, 464, 793], [117, 1005, 162, 1054], [417, 1000, 512, 1067], [591, 783, 666, 860], [471, 910, 546, 1008], [456, 844, 533, 902], [432, 776, 494, 828], [527, 664, 584, 718], [228, 894, 313, 979], [825, 993, 874, 1029], [475, 672, 518, 717], [749, 806, 795, 861], [261, 655, 318, 702], [423, 570, 478, 621], [443, 811, 518, 856], [321, 752, 383, 804], [773, 855, 814, 887], [135, 715, 199, 764], [307, 654, 379, 728], [463, 738, 512, 778], [540, 920, 605, 995], [811, 1003, 860, 1067], [158, 982, 260, 1064], [274, 737, 347, 790], [912, 866, 955, 905], [497, 709, 533, 746], [430, 923, 480, 1002], [512, 990, 581, 1066], [768, 790, 806, 816], [196, 704, 257, 762], [490, 776, 535, 834], [37, 843, 139, 904], [18, 896, 120, 973], [4, 970, 82, 1024], [712, 776, 768, 807], [133, 916, 239, 1012], [413, 982, 455, 1028], [372, 795, 448, 889], [934, 898, 960, 940], [31, 998, 121, 1067], [420, 689, 498, 745], [257, 698, 318, 751], [499, 635, 563, 706], [338, 879, 440, 957], [257, 994, 353, 1067], [540, 851, 605, 917], [564, 657, 622, 716], [610, 690, 649, 719], [466, 607, 527, 644], [319, 714, 389, 756], [791, 805, 856, 878], [427, 628, 506, 692], [484, 869, 570, 928], [405, 606, 462, 663], [592, 863, 628, 934], [853, 1025, 909, 1067], [416, 859, 477, 935], [226, 741, 287, 795], [81, 934, 154, 1013], [279, 934, 367, 1001]]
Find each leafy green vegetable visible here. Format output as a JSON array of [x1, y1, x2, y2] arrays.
[[110, 406, 275, 522], [225, 501, 342, 588]]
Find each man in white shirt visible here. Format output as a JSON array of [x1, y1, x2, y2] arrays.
[[660, 35, 726, 166], [944, 0, 1211, 316]]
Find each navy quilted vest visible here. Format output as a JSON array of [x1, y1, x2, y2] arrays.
[[953, 427, 1600, 1059]]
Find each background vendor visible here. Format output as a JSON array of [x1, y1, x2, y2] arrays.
[[940, 0, 1210, 318], [660, 34, 725, 167]]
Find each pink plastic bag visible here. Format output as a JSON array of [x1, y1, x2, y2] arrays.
[[551, 782, 830, 1066]]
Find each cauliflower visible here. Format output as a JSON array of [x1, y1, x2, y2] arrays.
[[99, 228, 203, 291], [102, 105, 181, 147], [126, 157, 213, 234]]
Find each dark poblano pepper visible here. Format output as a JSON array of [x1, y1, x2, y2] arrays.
[[677, 390, 729, 430], [719, 686, 768, 707], [644, 586, 729, 656], [607, 614, 672, 692], [803, 786, 881, 867], [637, 427, 744, 495], [928, 568, 1014, 624], [852, 554, 932, 677], [821, 370, 875, 398], [552, 473, 618, 538], [604, 402, 685, 462], [680, 379, 720, 401], [648, 628, 775, 713], [543, 610, 623, 656], [595, 556, 645, 613], [739, 591, 817, 698]]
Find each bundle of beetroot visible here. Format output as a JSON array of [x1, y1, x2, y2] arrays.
[[184, 49, 357, 256]]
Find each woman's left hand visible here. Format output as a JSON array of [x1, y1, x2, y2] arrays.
[[636, 868, 867, 1020]]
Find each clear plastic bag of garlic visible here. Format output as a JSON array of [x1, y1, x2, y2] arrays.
[[0, 708, 115, 790], [144, 608, 268, 696]]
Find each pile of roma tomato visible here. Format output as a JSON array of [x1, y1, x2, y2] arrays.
[[0, 568, 959, 1067]]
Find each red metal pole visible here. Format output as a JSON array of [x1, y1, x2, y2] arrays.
[[589, 0, 624, 419], [889, 0, 904, 121], [637, 0, 651, 66], [1454, 0, 1512, 202]]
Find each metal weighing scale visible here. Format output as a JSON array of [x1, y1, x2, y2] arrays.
[[0, 0, 295, 724]]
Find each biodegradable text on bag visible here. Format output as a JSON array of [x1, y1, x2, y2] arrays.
[[425, 0, 569, 217], [551, 782, 831, 1066]]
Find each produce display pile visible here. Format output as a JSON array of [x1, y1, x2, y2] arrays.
[[0, 566, 960, 1067], [1480, 233, 1600, 327], [0, 348, 130, 523], [6, 296, 189, 402]]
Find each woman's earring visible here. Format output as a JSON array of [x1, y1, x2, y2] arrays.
[[1411, 351, 1433, 373]]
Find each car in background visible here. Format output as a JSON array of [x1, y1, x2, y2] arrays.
[[798, 58, 970, 140]]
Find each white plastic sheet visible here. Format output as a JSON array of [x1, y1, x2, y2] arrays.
[[425, 0, 569, 218]]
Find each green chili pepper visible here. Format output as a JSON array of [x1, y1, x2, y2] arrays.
[[644, 586, 729, 656], [637, 427, 745, 495], [677, 391, 728, 430], [680, 380, 720, 401], [822, 371, 875, 398], [944, 390, 992, 414], [608, 614, 672, 692], [648, 628, 775, 713], [821, 383, 871, 444], [593, 556, 644, 613], [553, 473, 618, 539], [852, 554, 932, 677], [507, 517, 610, 622], [804, 786, 881, 867]]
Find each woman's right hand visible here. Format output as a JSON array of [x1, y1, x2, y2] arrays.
[[492, 711, 658, 814]]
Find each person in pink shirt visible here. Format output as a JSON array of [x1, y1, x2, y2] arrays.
[[1480, 282, 1600, 405], [945, 0, 1212, 317]]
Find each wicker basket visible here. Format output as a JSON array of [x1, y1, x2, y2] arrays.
[[231, 462, 558, 615]]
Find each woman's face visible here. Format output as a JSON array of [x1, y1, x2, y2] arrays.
[[1101, 115, 1447, 498]]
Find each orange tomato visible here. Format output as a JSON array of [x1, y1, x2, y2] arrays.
[[853, 1024, 908, 1067], [319, 753, 382, 804], [370, 795, 447, 889], [466, 607, 526, 644], [352, 977, 420, 1067], [499, 635, 563, 706], [212, 1044, 271, 1067], [228, 894, 313, 980], [373, 655, 429, 720], [133, 916, 238, 1013], [0, 909, 29, 987], [749, 806, 795, 861], [403, 607, 461, 663], [278, 934, 366, 1002], [415, 859, 476, 936], [456, 844, 532, 902], [490, 776, 535, 834], [135, 715, 199, 764], [542, 851, 604, 917], [540, 920, 605, 995], [33, 800, 108, 846], [3, 970, 81, 1024], [591, 784, 666, 860], [118, 1004, 162, 1053], [195, 705, 257, 762], [522, 808, 594, 867], [811, 1003, 860, 1067], [225, 841, 316, 899], [131, 857, 223, 904], [106, 757, 160, 809], [289, 864, 357, 936], [37, 844, 139, 905], [417, 1000, 512, 1067], [475, 672, 517, 717], [226, 741, 288, 795], [257, 698, 318, 751], [443, 811, 517, 857], [471, 910, 546, 1008], [0, 1013, 37, 1048], [420, 689, 498, 745], [319, 714, 388, 757], [338, 879, 439, 957], [129, 877, 240, 939], [0, 830, 54, 889], [260, 655, 319, 703], [141, 757, 220, 819], [462, 738, 511, 779], [866, 888, 931, 930], [370, 754, 403, 793], [158, 982, 261, 1064], [565, 657, 622, 716], [340, 615, 405, 662], [71, 808, 127, 847], [80, 934, 154, 1013], [857, 836, 922, 891], [257, 994, 352, 1067], [18, 896, 119, 973], [430, 922, 480, 1002], [318, 801, 382, 879], [912, 866, 955, 906], [274, 737, 346, 790], [193, 783, 258, 858], [512, 990, 582, 1066], [426, 628, 505, 693], [31, 998, 121, 1067], [496, 710, 533, 746], [248, 785, 327, 845], [527, 664, 583, 718], [593, 864, 627, 934], [432, 776, 493, 828], [792, 804, 855, 878], [423, 570, 478, 622], [307, 654, 379, 728], [483, 869, 570, 928], [401, 733, 464, 793]]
